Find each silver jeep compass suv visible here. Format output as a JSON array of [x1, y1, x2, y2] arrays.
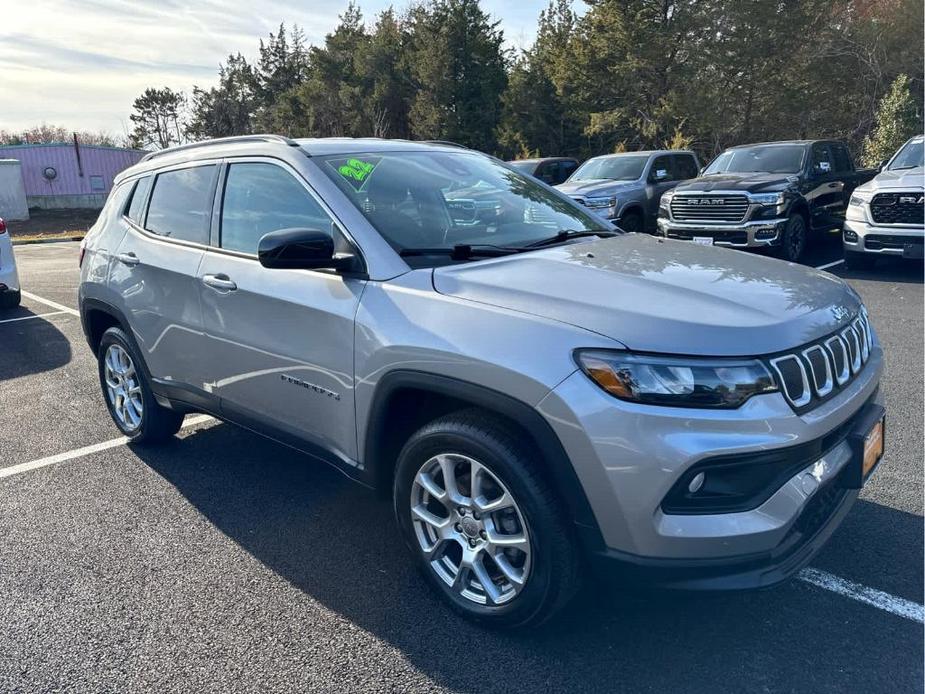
[[78, 136, 885, 628]]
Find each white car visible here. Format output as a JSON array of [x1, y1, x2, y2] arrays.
[[0, 217, 21, 308], [843, 135, 924, 269]]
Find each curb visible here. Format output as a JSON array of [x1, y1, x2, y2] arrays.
[[12, 236, 85, 246]]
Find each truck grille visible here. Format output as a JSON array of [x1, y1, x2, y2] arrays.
[[869, 192, 924, 225], [670, 195, 749, 223], [768, 310, 873, 412]]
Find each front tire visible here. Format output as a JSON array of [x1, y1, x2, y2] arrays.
[[0, 289, 21, 309], [618, 210, 644, 234], [97, 326, 184, 443], [394, 409, 580, 628], [775, 214, 808, 263]]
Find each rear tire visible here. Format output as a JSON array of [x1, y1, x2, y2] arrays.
[[844, 250, 876, 271], [393, 409, 581, 629], [0, 289, 21, 309], [774, 214, 808, 263], [97, 326, 184, 443]]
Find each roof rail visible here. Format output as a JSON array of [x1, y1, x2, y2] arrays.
[[140, 134, 299, 162], [421, 140, 469, 150]]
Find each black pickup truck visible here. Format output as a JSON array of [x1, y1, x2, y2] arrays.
[[657, 140, 878, 262]]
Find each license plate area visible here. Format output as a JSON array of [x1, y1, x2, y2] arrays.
[[692, 236, 713, 246], [842, 404, 886, 489], [903, 243, 923, 259]]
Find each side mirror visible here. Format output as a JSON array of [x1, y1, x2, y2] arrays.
[[258, 228, 355, 271]]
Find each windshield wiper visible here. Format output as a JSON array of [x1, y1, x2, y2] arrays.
[[399, 244, 521, 260], [890, 165, 919, 170], [523, 229, 618, 248]]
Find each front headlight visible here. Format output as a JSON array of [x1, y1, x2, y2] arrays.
[[659, 190, 675, 209], [585, 196, 616, 210], [849, 191, 873, 206], [747, 192, 785, 206], [575, 350, 777, 408]]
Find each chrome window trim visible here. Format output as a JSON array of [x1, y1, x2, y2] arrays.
[[769, 354, 812, 408], [824, 335, 851, 386], [801, 344, 834, 397]]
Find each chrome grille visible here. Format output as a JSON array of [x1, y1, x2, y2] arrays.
[[670, 194, 749, 222], [769, 310, 874, 411]]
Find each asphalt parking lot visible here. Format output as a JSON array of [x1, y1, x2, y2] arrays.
[[1, 239, 922, 693]]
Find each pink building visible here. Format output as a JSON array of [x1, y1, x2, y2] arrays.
[[0, 143, 144, 210]]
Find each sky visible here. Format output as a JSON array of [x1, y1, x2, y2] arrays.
[[0, 0, 575, 137]]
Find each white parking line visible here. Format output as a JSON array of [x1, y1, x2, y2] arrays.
[[0, 310, 70, 325], [0, 415, 214, 480], [1, 412, 920, 626], [798, 567, 924, 623], [815, 259, 845, 271], [19, 290, 80, 317]]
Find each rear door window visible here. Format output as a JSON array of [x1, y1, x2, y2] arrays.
[[126, 175, 152, 224], [831, 144, 852, 173], [672, 154, 699, 180], [145, 166, 217, 244], [220, 162, 335, 255]]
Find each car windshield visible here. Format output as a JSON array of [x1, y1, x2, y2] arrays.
[[704, 145, 805, 175], [317, 150, 610, 266], [889, 140, 924, 170], [569, 155, 648, 182]]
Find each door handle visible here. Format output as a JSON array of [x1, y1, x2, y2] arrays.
[[116, 252, 139, 266], [827, 182, 840, 188], [202, 274, 237, 291]]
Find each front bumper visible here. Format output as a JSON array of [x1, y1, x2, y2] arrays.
[[657, 216, 788, 247], [843, 218, 924, 257], [538, 342, 883, 587]]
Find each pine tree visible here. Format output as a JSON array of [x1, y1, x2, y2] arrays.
[[862, 74, 921, 167]]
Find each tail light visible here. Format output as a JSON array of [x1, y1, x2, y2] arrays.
[[79, 241, 87, 268], [0, 218, 6, 234]]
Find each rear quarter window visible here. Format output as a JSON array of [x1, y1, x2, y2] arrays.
[[145, 166, 217, 244], [125, 176, 152, 224]]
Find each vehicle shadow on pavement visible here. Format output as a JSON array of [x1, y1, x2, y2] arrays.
[[137, 423, 923, 693], [838, 257, 924, 284], [0, 309, 72, 380]]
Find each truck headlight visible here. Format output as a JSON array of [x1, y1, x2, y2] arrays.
[[585, 196, 616, 210], [849, 192, 872, 206], [747, 192, 785, 206], [575, 350, 777, 408], [659, 190, 675, 210]]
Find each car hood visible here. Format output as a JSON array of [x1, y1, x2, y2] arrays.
[[556, 180, 638, 197], [857, 166, 925, 193], [432, 234, 860, 356], [674, 173, 797, 194]]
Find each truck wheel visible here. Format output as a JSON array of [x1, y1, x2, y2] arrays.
[[97, 326, 184, 443], [844, 250, 876, 271], [776, 214, 808, 263], [618, 210, 644, 234], [0, 289, 21, 309], [393, 409, 580, 629]]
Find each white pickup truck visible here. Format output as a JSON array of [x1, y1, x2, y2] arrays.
[[843, 135, 924, 269]]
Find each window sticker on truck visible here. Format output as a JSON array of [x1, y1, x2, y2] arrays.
[[329, 157, 382, 191]]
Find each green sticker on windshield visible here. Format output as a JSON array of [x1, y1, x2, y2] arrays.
[[329, 157, 381, 191]]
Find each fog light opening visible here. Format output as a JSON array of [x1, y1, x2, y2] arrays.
[[688, 472, 706, 494], [755, 228, 777, 240], [844, 229, 858, 243]]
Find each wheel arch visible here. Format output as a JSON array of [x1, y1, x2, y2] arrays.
[[81, 298, 131, 356], [362, 370, 604, 546]]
